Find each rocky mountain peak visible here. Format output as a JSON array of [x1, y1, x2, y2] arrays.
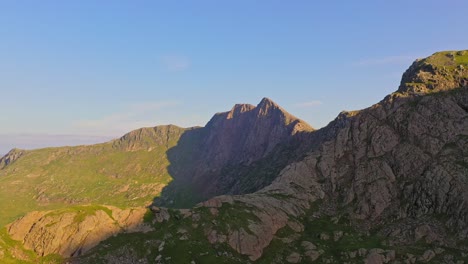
[[226, 103, 255, 119], [257, 97, 279, 109], [398, 50, 468, 94], [178, 98, 314, 200]]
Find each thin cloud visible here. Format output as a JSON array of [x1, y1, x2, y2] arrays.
[[353, 55, 417, 66], [161, 55, 190, 71], [295, 100, 323, 108], [72, 100, 181, 135]]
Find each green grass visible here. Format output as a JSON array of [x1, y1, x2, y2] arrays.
[[215, 202, 260, 235], [257, 207, 386, 263], [425, 50, 468, 68], [40, 204, 115, 223], [0, 126, 186, 227]]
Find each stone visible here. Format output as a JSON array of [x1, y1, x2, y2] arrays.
[[301, 241, 317, 251], [320, 233, 330, 240], [286, 252, 302, 263], [333, 230, 343, 241], [418, 250, 436, 262], [366, 252, 385, 264]]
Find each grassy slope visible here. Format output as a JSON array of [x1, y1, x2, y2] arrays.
[[0, 126, 186, 227]]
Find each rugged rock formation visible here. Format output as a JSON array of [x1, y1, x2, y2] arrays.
[[155, 97, 314, 205], [0, 148, 25, 169], [201, 97, 312, 167], [7, 205, 150, 257]]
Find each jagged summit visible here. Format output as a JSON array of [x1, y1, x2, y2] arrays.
[[257, 97, 279, 109], [227, 103, 255, 119], [207, 97, 313, 132], [398, 50, 468, 94]]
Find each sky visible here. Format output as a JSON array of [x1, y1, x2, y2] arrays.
[[1, 0, 468, 154]]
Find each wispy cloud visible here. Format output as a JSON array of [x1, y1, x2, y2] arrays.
[[161, 55, 190, 71], [353, 55, 417, 66], [295, 100, 323, 108], [72, 100, 181, 135]]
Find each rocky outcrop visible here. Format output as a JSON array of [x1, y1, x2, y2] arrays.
[[0, 148, 25, 169], [7, 205, 151, 257], [399, 50, 468, 94]]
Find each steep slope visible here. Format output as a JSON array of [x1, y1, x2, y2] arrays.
[[71, 50, 468, 263]]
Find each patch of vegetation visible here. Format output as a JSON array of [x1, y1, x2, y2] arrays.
[[77, 207, 249, 264], [426, 50, 468, 69], [41, 204, 115, 224], [215, 202, 260, 235]]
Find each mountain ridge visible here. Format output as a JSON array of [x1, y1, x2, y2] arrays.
[[1, 50, 468, 263]]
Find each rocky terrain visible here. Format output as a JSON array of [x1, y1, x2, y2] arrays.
[[0, 50, 468, 263]]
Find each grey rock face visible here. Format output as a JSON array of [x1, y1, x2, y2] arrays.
[[0, 148, 25, 169]]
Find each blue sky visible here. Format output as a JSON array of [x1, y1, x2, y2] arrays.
[[1, 0, 467, 154]]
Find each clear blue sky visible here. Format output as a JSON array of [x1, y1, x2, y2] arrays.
[[1, 0, 467, 154]]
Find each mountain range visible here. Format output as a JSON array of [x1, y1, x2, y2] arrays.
[[0, 50, 468, 263]]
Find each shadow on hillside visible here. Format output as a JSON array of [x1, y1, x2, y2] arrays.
[[152, 127, 207, 208], [152, 127, 319, 209]]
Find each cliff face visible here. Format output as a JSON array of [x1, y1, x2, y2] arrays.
[[201, 98, 312, 167], [195, 98, 313, 195]]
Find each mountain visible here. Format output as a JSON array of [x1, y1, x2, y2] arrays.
[[156, 97, 313, 207], [0, 96, 312, 262], [1, 50, 468, 264]]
